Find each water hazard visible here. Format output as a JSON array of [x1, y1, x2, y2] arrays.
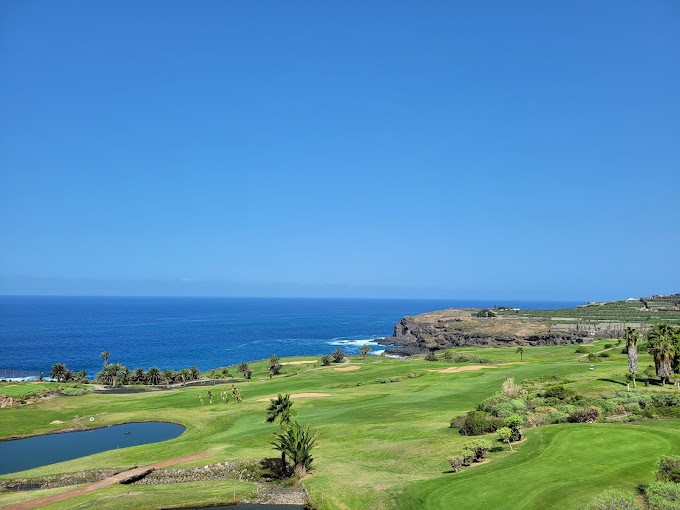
[[0, 422, 185, 475]]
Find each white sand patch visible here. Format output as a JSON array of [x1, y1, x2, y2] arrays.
[[334, 365, 361, 372], [280, 360, 317, 366], [433, 365, 498, 374]]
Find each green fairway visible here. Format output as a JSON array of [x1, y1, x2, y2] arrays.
[[1, 344, 678, 509], [394, 421, 680, 510]]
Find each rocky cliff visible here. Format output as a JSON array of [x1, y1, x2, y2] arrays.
[[379, 308, 620, 355]]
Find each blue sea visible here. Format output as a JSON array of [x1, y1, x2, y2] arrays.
[[0, 296, 580, 378]]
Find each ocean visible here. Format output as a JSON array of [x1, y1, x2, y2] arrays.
[[0, 296, 580, 378]]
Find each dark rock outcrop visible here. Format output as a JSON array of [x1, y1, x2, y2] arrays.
[[378, 309, 606, 355]]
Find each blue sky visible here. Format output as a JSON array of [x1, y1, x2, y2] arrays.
[[1, 1, 678, 301]]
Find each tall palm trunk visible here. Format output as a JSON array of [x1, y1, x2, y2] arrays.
[[628, 343, 638, 388]]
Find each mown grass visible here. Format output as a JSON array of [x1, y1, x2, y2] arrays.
[[1, 342, 678, 510]]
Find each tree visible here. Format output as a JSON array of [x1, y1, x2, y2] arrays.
[[189, 366, 200, 381], [271, 421, 319, 477], [505, 414, 523, 442], [320, 354, 332, 366], [131, 368, 145, 384], [266, 393, 295, 427], [50, 363, 70, 382], [237, 362, 252, 380], [515, 346, 524, 362], [97, 363, 128, 386], [623, 327, 639, 388], [497, 427, 514, 450], [647, 324, 677, 385], [359, 345, 371, 359], [332, 348, 345, 364], [146, 367, 162, 385], [176, 368, 192, 385], [162, 369, 176, 384], [268, 355, 282, 378], [100, 351, 110, 367]]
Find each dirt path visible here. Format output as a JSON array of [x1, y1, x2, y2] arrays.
[[1, 450, 212, 510]]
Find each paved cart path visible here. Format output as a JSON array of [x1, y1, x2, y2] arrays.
[[2, 450, 213, 510]]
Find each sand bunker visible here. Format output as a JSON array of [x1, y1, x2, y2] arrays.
[[280, 360, 317, 366], [433, 365, 499, 374], [257, 392, 332, 402], [50, 420, 64, 424], [334, 365, 360, 372]]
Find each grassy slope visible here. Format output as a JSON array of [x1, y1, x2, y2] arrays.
[[0, 342, 678, 510]]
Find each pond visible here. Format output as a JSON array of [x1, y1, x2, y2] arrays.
[[0, 422, 185, 475]]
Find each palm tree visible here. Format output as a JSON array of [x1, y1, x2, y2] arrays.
[[50, 363, 69, 382], [266, 394, 296, 471], [623, 327, 639, 388], [266, 394, 295, 427], [268, 355, 282, 378], [189, 366, 200, 381], [176, 368, 191, 385], [515, 346, 524, 362], [237, 362, 252, 380], [146, 367, 162, 385], [647, 324, 677, 385], [100, 351, 110, 367], [271, 421, 319, 477], [131, 368, 145, 384], [162, 369, 176, 384]]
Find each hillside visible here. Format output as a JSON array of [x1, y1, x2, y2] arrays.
[[381, 294, 680, 355]]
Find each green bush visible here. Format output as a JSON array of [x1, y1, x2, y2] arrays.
[[646, 482, 680, 510], [575, 346, 589, 353], [453, 410, 504, 436], [598, 352, 611, 358], [448, 456, 465, 473], [542, 385, 578, 402], [462, 439, 492, 464], [424, 351, 438, 361], [586, 489, 643, 510], [568, 406, 600, 423], [656, 456, 680, 483], [603, 343, 614, 349]]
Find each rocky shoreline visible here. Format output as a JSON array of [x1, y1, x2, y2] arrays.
[[376, 307, 617, 355]]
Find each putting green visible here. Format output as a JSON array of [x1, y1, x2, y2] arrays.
[[395, 421, 680, 509]]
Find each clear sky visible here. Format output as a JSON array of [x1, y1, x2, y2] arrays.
[[1, 1, 678, 301]]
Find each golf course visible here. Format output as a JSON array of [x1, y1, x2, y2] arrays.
[[1, 340, 679, 509]]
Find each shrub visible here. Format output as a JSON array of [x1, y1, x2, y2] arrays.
[[454, 410, 504, 436], [332, 348, 345, 364], [474, 309, 497, 318], [568, 406, 600, 423], [448, 456, 465, 473], [656, 456, 680, 483], [424, 351, 437, 361], [645, 482, 680, 510], [441, 351, 455, 362], [652, 394, 680, 408], [598, 352, 611, 358], [586, 489, 643, 510], [588, 353, 599, 362], [603, 343, 614, 349], [502, 378, 525, 397], [320, 355, 332, 366], [542, 385, 577, 402], [462, 440, 492, 464], [575, 346, 589, 353]]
